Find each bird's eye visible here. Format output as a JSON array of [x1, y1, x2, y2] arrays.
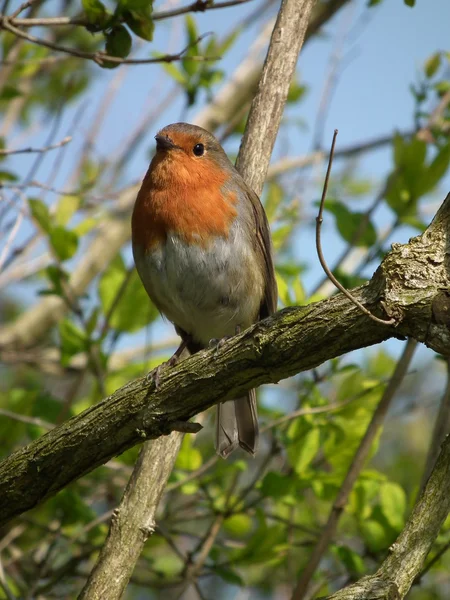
[[193, 143, 205, 157]]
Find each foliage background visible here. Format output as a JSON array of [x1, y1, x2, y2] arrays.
[[1, 0, 450, 598]]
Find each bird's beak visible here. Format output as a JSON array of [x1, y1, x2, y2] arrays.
[[155, 134, 177, 152]]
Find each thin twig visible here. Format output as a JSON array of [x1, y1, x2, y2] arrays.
[[0, 408, 53, 430], [0, 136, 71, 156], [0, 20, 217, 66], [291, 338, 418, 600], [9, 0, 256, 27], [316, 129, 396, 326]]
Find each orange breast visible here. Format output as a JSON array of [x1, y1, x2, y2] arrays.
[[132, 152, 238, 252]]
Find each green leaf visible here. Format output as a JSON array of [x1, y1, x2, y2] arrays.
[[418, 143, 450, 196], [98, 256, 157, 332], [290, 428, 320, 475], [333, 545, 366, 576], [55, 195, 80, 226], [162, 63, 187, 86], [360, 519, 389, 552], [0, 85, 22, 100], [59, 320, 87, 366], [29, 198, 52, 233], [82, 0, 107, 25], [323, 200, 377, 247], [224, 514, 252, 537], [43, 265, 69, 296], [105, 25, 132, 58], [175, 436, 202, 471], [404, 0, 415, 6], [0, 169, 18, 182], [379, 481, 406, 530], [424, 52, 441, 78], [287, 80, 306, 103], [49, 227, 79, 261], [260, 471, 294, 499], [124, 7, 154, 41], [211, 566, 244, 586]]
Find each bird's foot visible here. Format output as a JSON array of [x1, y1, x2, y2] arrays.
[[146, 339, 188, 389], [208, 326, 241, 355]]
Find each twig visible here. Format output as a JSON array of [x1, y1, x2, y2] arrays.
[[0, 408, 53, 430], [9, 0, 256, 27], [0, 553, 16, 600], [260, 382, 385, 433], [0, 136, 71, 156], [316, 129, 396, 326], [0, 20, 217, 67], [291, 338, 418, 600], [0, 196, 25, 272]]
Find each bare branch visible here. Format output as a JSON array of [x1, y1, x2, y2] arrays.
[[9, 0, 256, 27], [0, 136, 72, 156], [315, 130, 396, 326]]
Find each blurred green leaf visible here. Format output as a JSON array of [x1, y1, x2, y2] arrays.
[[175, 436, 202, 471], [289, 427, 320, 475], [105, 25, 132, 61], [124, 6, 154, 41], [224, 514, 252, 537], [323, 200, 377, 247], [49, 227, 79, 261], [29, 198, 51, 233], [425, 52, 441, 78], [98, 255, 157, 333], [260, 471, 294, 499], [82, 0, 107, 24], [0, 169, 18, 182], [59, 320, 87, 366], [55, 195, 80, 226], [333, 545, 366, 576], [380, 481, 406, 531]]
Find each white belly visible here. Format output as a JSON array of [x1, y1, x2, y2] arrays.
[[133, 226, 264, 346]]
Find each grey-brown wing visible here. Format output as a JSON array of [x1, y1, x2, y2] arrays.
[[245, 187, 278, 319]]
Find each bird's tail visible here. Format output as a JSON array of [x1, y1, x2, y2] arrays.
[[215, 389, 259, 458]]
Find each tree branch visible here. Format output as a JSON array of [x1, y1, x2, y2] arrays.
[[319, 434, 450, 600], [1, 191, 449, 528]]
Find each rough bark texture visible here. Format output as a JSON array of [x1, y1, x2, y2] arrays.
[[78, 433, 183, 599], [320, 435, 450, 600], [1, 193, 450, 528], [235, 0, 316, 196]]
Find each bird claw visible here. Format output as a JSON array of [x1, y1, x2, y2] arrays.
[[208, 336, 231, 355], [146, 353, 180, 389], [208, 326, 241, 354]]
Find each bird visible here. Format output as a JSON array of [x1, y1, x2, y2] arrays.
[[131, 122, 277, 458]]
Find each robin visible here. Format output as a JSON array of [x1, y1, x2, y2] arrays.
[[131, 122, 277, 458]]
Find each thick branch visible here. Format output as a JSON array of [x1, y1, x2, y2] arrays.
[[1, 193, 450, 527]]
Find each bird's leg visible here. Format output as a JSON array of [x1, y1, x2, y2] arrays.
[[208, 325, 241, 355], [146, 337, 190, 388]]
